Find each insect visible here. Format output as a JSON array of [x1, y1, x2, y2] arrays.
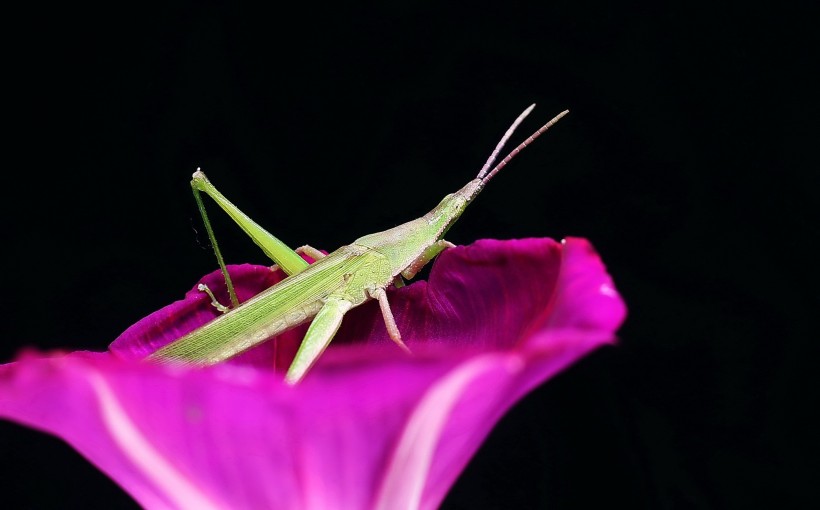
[[148, 104, 568, 383]]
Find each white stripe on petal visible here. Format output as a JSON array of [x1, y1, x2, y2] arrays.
[[88, 371, 222, 510], [374, 356, 507, 510]]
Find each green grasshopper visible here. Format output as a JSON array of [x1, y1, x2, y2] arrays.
[[148, 105, 568, 383]]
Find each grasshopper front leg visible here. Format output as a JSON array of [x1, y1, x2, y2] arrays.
[[401, 240, 455, 280]]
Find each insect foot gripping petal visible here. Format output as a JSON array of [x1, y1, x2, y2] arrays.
[[370, 287, 411, 354], [285, 297, 353, 385]]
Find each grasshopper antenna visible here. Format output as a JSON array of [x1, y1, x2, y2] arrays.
[[477, 106, 569, 184], [477, 104, 536, 178]]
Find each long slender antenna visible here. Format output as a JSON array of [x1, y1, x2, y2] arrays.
[[477, 104, 536, 179], [479, 108, 570, 184]]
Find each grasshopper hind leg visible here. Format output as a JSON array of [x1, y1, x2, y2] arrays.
[[192, 179, 239, 308], [191, 170, 311, 278], [190, 170, 316, 310]]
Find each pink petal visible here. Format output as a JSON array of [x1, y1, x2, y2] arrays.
[[0, 238, 625, 509]]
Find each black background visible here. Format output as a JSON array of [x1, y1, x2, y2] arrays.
[[0, 2, 815, 508]]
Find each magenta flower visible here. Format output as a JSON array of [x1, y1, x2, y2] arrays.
[[0, 237, 625, 509]]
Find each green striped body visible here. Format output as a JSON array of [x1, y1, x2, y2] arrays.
[[149, 245, 390, 364]]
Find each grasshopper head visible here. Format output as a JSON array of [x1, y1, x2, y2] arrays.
[[423, 179, 484, 240], [424, 106, 568, 241]]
